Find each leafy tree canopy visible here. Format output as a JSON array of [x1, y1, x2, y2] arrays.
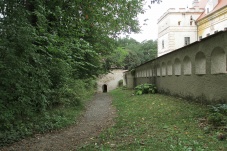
[[0, 0, 146, 145], [106, 38, 157, 70]]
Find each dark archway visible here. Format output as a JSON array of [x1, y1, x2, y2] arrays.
[[102, 84, 107, 93]]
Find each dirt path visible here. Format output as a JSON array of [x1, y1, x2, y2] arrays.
[[1, 93, 116, 151]]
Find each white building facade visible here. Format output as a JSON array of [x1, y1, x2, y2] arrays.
[[157, 0, 227, 57], [197, 0, 227, 40], [157, 7, 204, 57]]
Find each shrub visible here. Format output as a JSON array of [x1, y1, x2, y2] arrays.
[[207, 113, 224, 126], [135, 83, 157, 95], [209, 104, 227, 116], [118, 79, 123, 87], [207, 104, 227, 127]]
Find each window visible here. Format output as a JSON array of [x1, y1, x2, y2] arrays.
[[162, 40, 164, 49], [184, 37, 190, 46], [190, 21, 193, 26]]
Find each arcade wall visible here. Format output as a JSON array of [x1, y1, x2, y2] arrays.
[[125, 31, 227, 103]]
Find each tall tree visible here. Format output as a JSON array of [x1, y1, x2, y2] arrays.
[[0, 0, 145, 145], [107, 38, 157, 70]]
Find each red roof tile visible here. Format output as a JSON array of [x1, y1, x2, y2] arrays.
[[197, 0, 227, 21], [198, 0, 208, 8]]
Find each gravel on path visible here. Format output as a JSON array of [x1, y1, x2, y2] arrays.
[[0, 93, 116, 151]]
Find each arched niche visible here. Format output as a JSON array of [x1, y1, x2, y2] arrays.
[[174, 58, 181, 76], [149, 69, 153, 77], [167, 61, 172, 76], [183, 56, 192, 75], [195, 52, 206, 75], [157, 64, 161, 76], [211, 47, 226, 74], [162, 62, 166, 76]]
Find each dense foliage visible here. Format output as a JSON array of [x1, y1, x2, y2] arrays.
[[106, 38, 157, 70], [135, 83, 157, 95], [208, 104, 227, 127], [0, 0, 144, 146]]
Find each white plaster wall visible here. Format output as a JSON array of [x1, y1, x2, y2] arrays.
[[174, 31, 197, 49], [205, 0, 218, 14], [158, 15, 170, 33], [168, 13, 198, 26], [200, 20, 227, 38], [158, 9, 202, 57], [158, 30, 198, 56], [158, 33, 169, 56], [97, 69, 127, 92]]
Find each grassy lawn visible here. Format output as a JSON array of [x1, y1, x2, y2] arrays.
[[79, 88, 227, 151]]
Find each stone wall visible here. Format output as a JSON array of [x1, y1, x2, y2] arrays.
[[125, 31, 227, 103], [97, 69, 126, 92]]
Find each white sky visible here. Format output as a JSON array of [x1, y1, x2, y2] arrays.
[[128, 0, 193, 42]]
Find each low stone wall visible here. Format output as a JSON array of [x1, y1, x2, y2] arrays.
[[125, 31, 227, 103]]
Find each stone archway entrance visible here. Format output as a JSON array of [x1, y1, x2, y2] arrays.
[[102, 84, 107, 93]]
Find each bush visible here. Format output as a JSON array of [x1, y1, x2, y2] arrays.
[[209, 104, 227, 116], [207, 104, 227, 127], [207, 113, 224, 126], [118, 79, 123, 87], [135, 83, 157, 95], [0, 78, 96, 147]]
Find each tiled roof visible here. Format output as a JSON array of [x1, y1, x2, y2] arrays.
[[198, 0, 208, 8], [197, 0, 227, 21]]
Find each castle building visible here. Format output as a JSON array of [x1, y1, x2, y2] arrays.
[[197, 0, 227, 39], [157, 0, 227, 57]]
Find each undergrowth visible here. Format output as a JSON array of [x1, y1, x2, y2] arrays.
[[0, 79, 96, 147]]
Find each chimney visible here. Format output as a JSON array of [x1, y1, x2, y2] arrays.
[[192, 0, 199, 8]]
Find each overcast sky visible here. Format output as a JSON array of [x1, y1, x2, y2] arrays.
[[128, 0, 193, 42]]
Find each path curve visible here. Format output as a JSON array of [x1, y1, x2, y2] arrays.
[[1, 93, 116, 151]]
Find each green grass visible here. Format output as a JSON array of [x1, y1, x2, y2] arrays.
[[78, 88, 227, 151]]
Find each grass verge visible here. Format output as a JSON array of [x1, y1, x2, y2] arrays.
[[78, 88, 227, 151]]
